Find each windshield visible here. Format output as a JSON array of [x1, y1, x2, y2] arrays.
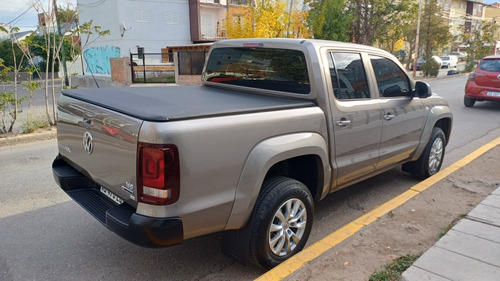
[[203, 47, 310, 94]]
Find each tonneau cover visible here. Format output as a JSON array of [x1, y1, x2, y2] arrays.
[[62, 85, 314, 122]]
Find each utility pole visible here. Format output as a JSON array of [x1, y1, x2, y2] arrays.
[[53, 0, 69, 87], [413, 0, 422, 78]]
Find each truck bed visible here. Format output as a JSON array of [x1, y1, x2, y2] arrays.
[[62, 85, 314, 122]]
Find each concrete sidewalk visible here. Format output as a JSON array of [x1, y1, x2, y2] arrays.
[[402, 187, 500, 281]]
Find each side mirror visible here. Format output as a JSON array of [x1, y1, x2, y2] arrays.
[[415, 81, 432, 98]]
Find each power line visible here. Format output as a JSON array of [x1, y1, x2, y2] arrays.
[[7, 5, 34, 26]]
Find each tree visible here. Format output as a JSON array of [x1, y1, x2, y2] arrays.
[[419, 0, 450, 64], [0, 40, 28, 69], [0, 26, 30, 133], [29, 0, 82, 126], [223, 0, 310, 39], [28, 34, 75, 73], [401, 9, 420, 70], [56, 5, 78, 25], [463, 20, 499, 71], [307, 0, 353, 42], [349, 0, 414, 46], [375, 0, 416, 54]]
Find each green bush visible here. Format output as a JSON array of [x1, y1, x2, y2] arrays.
[[22, 116, 49, 134], [421, 58, 440, 77]]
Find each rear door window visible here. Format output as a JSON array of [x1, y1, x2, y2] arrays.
[[328, 52, 370, 99]]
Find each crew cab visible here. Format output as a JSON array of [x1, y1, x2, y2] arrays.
[[52, 38, 452, 269]]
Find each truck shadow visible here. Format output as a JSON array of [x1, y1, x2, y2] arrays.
[[0, 201, 262, 280]]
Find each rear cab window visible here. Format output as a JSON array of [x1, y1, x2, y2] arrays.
[[479, 58, 500, 72], [203, 47, 310, 94]]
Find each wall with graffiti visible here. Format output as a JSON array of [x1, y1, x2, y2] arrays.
[[83, 46, 121, 75]]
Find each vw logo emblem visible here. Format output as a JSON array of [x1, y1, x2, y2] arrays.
[[83, 131, 94, 155]]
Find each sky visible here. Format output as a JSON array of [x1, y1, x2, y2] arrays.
[[2, 0, 500, 33], [0, 0, 76, 32]]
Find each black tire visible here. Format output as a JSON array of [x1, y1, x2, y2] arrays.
[[248, 177, 314, 270], [464, 95, 476, 107], [402, 127, 446, 179]]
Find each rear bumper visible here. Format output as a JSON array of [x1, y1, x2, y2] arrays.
[[52, 156, 184, 248], [465, 82, 500, 101]]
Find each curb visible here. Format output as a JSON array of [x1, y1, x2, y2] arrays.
[[0, 127, 57, 147]]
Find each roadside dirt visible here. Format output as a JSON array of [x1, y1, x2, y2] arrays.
[[286, 145, 500, 281], [0, 127, 56, 147]]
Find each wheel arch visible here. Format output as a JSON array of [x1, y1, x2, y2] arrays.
[[224, 132, 331, 230], [410, 106, 452, 161]]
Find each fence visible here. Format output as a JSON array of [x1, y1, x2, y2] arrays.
[[130, 52, 175, 83]]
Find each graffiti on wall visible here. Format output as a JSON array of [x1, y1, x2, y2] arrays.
[[84, 46, 121, 74]]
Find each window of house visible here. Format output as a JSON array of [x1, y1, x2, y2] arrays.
[[134, 8, 150, 22], [165, 11, 179, 25], [328, 52, 370, 100]]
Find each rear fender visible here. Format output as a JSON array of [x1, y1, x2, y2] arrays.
[[224, 132, 330, 230]]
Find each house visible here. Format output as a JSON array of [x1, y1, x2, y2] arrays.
[[76, 0, 245, 77]]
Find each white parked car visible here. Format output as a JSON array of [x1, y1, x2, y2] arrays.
[[441, 56, 458, 68], [450, 52, 467, 61]]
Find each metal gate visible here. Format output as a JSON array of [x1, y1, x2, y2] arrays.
[[130, 52, 175, 83]]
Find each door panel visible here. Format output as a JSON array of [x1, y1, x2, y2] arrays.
[[327, 52, 383, 187], [369, 55, 425, 169]]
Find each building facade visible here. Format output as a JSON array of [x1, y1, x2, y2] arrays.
[[77, 0, 249, 76]]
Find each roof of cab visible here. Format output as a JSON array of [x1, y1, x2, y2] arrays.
[[212, 38, 391, 56]]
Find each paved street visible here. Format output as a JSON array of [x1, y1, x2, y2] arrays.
[[1, 73, 499, 280]]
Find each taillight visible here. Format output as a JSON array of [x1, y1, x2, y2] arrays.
[[468, 72, 476, 81], [468, 72, 485, 81], [137, 143, 180, 205]]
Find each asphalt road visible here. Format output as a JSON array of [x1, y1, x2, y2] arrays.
[[0, 75, 499, 280]]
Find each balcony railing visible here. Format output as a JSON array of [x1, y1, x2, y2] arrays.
[[201, 25, 225, 39], [200, 0, 222, 4], [199, 0, 249, 5]]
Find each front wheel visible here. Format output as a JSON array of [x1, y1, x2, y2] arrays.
[[249, 177, 314, 270], [403, 127, 446, 179]]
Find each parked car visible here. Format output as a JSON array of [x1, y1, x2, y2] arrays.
[[464, 55, 500, 107], [416, 56, 442, 70], [451, 52, 467, 61], [441, 56, 458, 68]]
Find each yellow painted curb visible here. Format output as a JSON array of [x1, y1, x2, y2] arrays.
[[256, 136, 500, 281]]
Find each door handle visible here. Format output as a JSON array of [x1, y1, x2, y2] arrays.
[[384, 113, 395, 121], [336, 118, 351, 127]]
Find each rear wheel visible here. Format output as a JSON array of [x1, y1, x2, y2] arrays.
[[248, 177, 313, 270], [403, 127, 446, 179], [464, 95, 476, 107]]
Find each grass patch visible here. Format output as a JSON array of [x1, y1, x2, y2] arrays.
[[369, 253, 420, 281], [22, 112, 50, 134], [439, 213, 467, 238]]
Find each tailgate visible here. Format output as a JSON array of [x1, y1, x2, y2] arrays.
[[56, 94, 142, 207]]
